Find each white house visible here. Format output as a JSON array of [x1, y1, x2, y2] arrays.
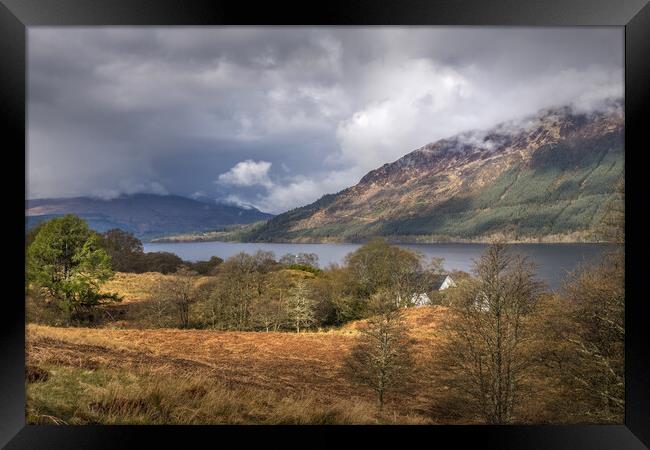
[[411, 274, 457, 307], [411, 293, 431, 306], [438, 274, 457, 290]]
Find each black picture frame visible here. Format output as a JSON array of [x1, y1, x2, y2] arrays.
[[2, 1, 648, 448]]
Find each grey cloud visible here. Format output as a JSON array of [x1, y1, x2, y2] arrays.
[[28, 27, 622, 213]]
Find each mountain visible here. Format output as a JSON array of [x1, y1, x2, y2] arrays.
[[25, 194, 273, 241], [247, 102, 624, 243]]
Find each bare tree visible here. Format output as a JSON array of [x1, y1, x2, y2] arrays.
[[561, 251, 624, 422], [155, 266, 199, 328], [442, 242, 542, 423], [196, 252, 295, 331], [285, 279, 315, 333], [251, 297, 278, 332], [343, 289, 414, 411], [280, 252, 319, 268], [253, 271, 290, 331], [250, 275, 287, 332], [210, 252, 260, 330], [146, 289, 174, 327]]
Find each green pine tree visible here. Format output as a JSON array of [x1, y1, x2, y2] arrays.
[[26, 215, 120, 323]]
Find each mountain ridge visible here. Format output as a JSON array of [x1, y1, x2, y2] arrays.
[[245, 102, 624, 243], [25, 193, 273, 241]]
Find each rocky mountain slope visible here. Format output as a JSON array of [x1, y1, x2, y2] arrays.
[[248, 102, 624, 243], [25, 194, 273, 240]]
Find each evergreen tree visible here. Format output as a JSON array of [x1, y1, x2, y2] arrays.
[[26, 215, 120, 322]]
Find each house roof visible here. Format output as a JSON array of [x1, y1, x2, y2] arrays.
[[430, 273, 453, 290]]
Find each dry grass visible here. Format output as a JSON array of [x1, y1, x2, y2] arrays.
[[26, 270, 612, 425], [27, 366, 402, 425], [103, 272, 214, 304], [102, 272, 167, 304], [94, 272, 215, 328], [26, 307, 458, 424]]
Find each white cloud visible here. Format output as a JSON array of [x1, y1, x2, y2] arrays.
[[232, 170, 357, 214], [334, 58, 622, 175], [215, 160, 353, 214], [190, 190, 208, 199], [221, 194, 255, 209], [335, 59, 472, 172], [91, 180, 168, 200], [217, 160, 273, 188]]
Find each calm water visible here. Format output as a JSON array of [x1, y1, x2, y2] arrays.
[[143, 241, 620, 291]]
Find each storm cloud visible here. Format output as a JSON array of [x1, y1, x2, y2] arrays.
[[28, 27, 623, 213]]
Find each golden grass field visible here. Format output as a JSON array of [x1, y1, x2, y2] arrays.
[[26, 273, 557, 425], [26, 273, 465, 425], [31, 273, 584, 424], [103, 272, 216, 304], [27, 307, 458, 423]]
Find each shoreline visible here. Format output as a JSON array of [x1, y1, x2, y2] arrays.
[[148, 237, 622, 246]]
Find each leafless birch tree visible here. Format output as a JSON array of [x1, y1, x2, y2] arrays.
[[343, 289, 414, 411], [442, 242, 542, 423]]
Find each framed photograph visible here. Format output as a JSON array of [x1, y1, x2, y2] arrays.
[[2, 0, 649, 448]]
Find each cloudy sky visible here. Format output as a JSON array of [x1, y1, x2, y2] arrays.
[[28, 27, 623, 213]]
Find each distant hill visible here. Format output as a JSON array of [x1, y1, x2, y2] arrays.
[[247, 102, 624, 243], [25, 194, 273, 241]]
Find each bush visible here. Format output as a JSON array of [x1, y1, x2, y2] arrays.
[[185, 256, 224, 275], [138, 252, 184, 274], [286, 264, 322, 275]]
